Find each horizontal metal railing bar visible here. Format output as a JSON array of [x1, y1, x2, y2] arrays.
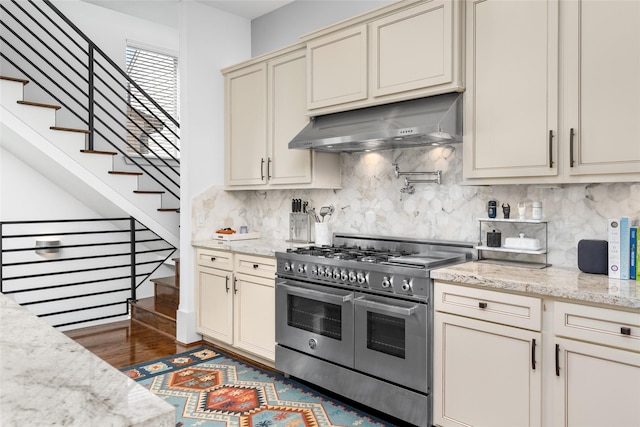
[[2, 238, 166, 253], [1, 273, 149, 294], [43, 0, 179, 129], [39, 300, 126, 318], [1, 228, 153, 238], [0, 218, 130, 224], [53, 310, 129, 329], [2, 262, 148, 280], [2, 248, 173, 267], [19, 287, 130, 306]]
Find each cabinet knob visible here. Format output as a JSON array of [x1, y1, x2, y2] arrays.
[[478, 302, 488, 309], [253, 264, 259, 269], [210, 256, 216, 261], [621, 326, 631, 336]]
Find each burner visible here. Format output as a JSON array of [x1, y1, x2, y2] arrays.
[[360, 255, 380, 263]]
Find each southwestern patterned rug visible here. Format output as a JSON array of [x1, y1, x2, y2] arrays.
[[121, 346, 396, 427]]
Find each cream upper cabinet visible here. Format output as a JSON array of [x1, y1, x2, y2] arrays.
[[225, 63, 268, 187], [223, 45, 341, 190], [304, 0, 464, 115], [561, 0, 640, 178], [464, 0, 640, 184], [463, 0, 559, 180], [307, 25, 368, 110]]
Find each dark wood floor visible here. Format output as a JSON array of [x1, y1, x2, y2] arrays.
[[64, 319, 202, 369]]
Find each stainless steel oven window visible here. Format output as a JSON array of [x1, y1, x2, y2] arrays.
[[287, 294, 342, 340], [367, 311, 406, 359]]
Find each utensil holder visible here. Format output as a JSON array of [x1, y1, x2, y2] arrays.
[[315, 222, 332, 246], [289, 213, 314, 243]]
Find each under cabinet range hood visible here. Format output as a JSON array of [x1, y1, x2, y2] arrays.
[[289, 92, 462, 152]]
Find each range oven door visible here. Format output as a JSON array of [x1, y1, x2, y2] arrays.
[[354, 293, 429, 393], [275, 280, 355, 368]]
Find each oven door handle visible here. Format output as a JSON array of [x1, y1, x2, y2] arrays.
[[278, 282, 353, 304], [354, 297, 418, 316]]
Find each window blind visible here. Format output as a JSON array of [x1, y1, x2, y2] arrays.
[[125, 46, 179, 159]]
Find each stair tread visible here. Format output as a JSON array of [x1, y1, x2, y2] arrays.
[[109, 170, 143, 176], [50, 126, 90, 134], [80, 149, 117, 155], [131, 297, 177, 320], [134, 190, 165, 194], [1, 76, 29, 84], [158, 208, 179, 212], [17, 100, 61, 110], [151, 275, 179, 289]]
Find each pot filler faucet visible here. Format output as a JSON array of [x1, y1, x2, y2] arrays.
[[393, 163, 442, 200]]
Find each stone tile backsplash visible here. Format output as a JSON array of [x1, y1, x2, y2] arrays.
[[192, 146, 639, 268]]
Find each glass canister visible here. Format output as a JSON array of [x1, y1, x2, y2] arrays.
[[532, 202, 542, 220]]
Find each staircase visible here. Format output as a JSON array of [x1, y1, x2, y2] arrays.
[[131, 257, 180, 337]]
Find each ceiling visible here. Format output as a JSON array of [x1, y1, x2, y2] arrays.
[[82, 0, 295, 27]]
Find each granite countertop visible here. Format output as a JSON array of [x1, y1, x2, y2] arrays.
[[192, 237, 310, 257], [431, 262, 640, 310], [0, 293, 175, 426]]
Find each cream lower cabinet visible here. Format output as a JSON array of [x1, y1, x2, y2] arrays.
[[223, 44, 340, 190], [464, 0, 640, 184], [195, 248, 276, 362], [554, 302, 640, 427], [434, 282, 542, 427]]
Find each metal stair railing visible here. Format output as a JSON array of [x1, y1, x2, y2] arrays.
[[0, 218, 176, 329], [0, 0, 180, 201]]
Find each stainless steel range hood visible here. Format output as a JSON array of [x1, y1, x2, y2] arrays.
[[289, 92, 462, 152]]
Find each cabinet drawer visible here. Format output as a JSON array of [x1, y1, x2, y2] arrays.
[[196, 248, 233, 271], [434, 281, 542, 331], [234, 254, 276, 279], [554, 302, 640, 353]]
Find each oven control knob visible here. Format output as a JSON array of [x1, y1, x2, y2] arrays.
[[297, 264, 306, 274], [401, 279, 411, 291], [308, 338, 317, 350], [317, 266, 324, 276], [349, 271, 357, 283], [340, 271, 348, 281], [332, 269, 340, 279], [310, 265, 318, 275], [382, 276, 391, 288], [283, 262, 292, 272], [357, 272, 366, 285], [325, 269, 332, 278]]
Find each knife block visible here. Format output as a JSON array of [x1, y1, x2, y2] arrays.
[[289, 213, 314, 243]]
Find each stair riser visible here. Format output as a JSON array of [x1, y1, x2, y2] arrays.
[[131, 304, 176, 336], [155, 283, 179, 306], [7, 103, 57, 131], [0, 80, 25, 105]]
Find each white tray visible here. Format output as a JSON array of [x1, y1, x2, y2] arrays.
[[213, 231, 261, 241]]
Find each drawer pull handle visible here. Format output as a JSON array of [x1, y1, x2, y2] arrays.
[[478, 302, 488, 309], [253, 264, 259, 269], [210, 256, 216, 261], [621, 327, 631, 336]]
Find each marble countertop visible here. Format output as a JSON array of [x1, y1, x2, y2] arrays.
[[0, 293, 175, 426], [192, 237, 311, 257], [431, 262, 640, 310]]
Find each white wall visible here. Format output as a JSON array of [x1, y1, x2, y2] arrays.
[[251, 0, 392, 56]]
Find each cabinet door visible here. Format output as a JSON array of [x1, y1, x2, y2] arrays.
[[233, 273, 275, 361], [562, 0, 640, 176], [225, 63, 268, 186], [268, 49, 312, 185], [196, 266, 233, 344], [371, 0, 453, 98], [307, 25, 368, 110], [434, 312, 541, 427], [463, 0, 559, 179], [554, 337, 640, 427]]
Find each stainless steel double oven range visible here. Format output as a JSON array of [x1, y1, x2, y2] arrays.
[[275, 233, 475, 426]]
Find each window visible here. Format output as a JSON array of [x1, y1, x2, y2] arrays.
[[125, 45, 179, 159]]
